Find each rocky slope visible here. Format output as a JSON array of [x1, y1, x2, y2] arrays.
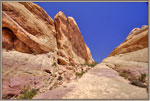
[[34, 63, 148, 99], [2, 49, 91, 99]]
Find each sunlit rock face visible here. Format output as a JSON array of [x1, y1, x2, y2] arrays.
[[2, 2, 57, 54], [54, 11, 94, 65], [2, 2, 94, 65], [109, 25, 148, 56]]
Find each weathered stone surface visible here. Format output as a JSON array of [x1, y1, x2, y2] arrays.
[[2, 49, 92, 99], [2, 49, 56, 99], [102, 48, 148, 87], [33, 64, 148, 99], [109, 25, 148, 56], [2, 2, 57, 54], [54, 11, 94, 65], [14, 39, 33, 53], [2, 77, 29, 99]]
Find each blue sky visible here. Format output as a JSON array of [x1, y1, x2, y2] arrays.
[[34, 2, 148, 62]]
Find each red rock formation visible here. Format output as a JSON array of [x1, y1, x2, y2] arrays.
[[54, 11, 94, 65], [109, 25, 148, 56], [2, 2, 94, 65], [2, 2, 57, 54]]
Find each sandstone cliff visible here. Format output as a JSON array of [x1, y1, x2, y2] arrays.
[[109, 25, 148, 56], [2, 2, 57, 54], [2, 2, 94, 65], [54, 11, 94, 65]]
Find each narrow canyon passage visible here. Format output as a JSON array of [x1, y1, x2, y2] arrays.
[[2, 2, 148, 100]]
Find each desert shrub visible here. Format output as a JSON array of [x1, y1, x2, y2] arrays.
[[16, 89, 38, 99], [84, 62, 99, 67], [75, 72, 85, 77], [139, 73, 146, 83]]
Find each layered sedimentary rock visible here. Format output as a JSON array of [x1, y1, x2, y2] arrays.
[[109, 25, 148, 56], [54, 11, 94, 65], [2, 2, 57, 54], [2, 2, 94, 65]]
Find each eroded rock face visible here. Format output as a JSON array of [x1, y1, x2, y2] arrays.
[[54, 11, 94, 65], [109, 25, 148, 56], [2, 2, 57, 54]]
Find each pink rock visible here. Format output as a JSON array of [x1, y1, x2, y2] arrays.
[[9, 78, 27, 88]]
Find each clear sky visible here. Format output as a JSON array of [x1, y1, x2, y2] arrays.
[[34, 2, 148, 62]]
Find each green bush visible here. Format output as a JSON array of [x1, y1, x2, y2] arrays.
[[84, 62, 98, 67], [16, 89, 38, 99], [75, 72, 85, 77], [139, 73, 146, 83]]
